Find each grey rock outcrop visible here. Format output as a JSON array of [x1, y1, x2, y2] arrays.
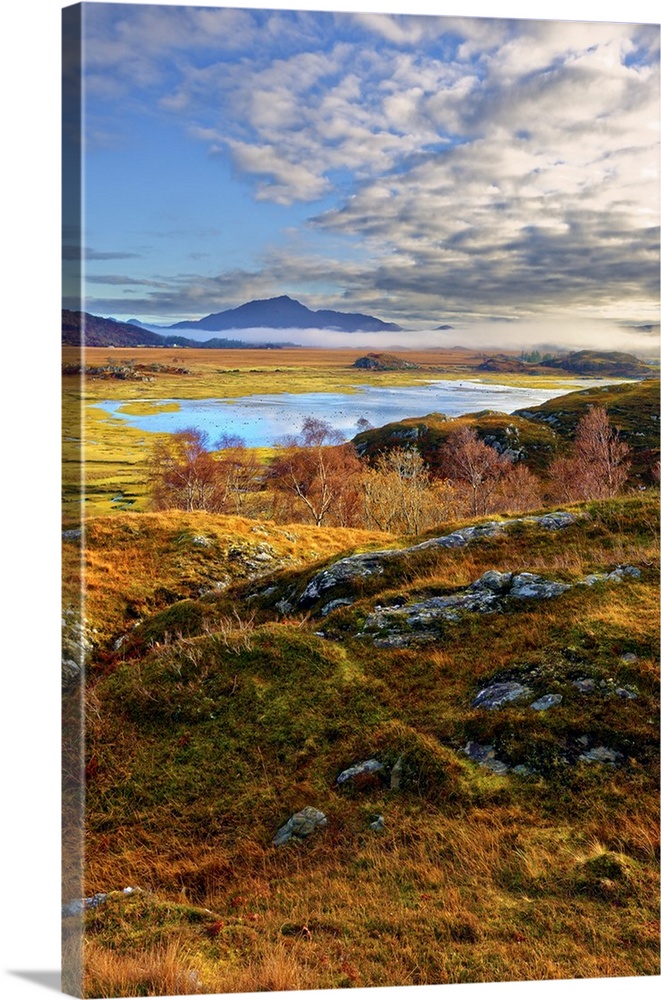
[[336, 759, 384, 785], [62, 886, 137, 918], [273, 806, 327, 847], [356, 561, 642, 646], [573, 678, 596, 694], [299, 511, 579, 611], [300, 552, 389, 606], [578, 746, 623, 765], [472, 681, 533, 710], [321, 597, 354, 617], [359, 569, 577, 645], [508, 574, 569, 599], [581, 565, 642, 587], [530, 693, 563, 711], [463, 741, 510, 775]]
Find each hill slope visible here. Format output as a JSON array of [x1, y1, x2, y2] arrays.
[[65, 494, 660, 994], [62, 310, 166, 347], [353, 352, 421, 371], [352, 380, 660, 482], [546, 350, 653, 378], [62, 310, 296, 348]]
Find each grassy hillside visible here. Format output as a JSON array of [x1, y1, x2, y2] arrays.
[[545, 350, 654, 378], [354, 410, 561, 474], [515, 379, 660, 482], [354, 380, 660, 482], [62, 512, 388, 649], [66, 493, 660, 995], [514, 378, 659, 444]]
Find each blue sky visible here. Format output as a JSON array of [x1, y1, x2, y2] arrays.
[[63, 1, 660, 350]]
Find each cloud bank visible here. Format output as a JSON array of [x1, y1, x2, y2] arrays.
[[79, 7, 660, 342]]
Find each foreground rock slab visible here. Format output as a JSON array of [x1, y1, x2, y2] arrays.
[[336, 759, 384, 785], [298, 511, 579, 610], [357, 563, 642, 646], [273, 806, 328, 847], [472, 681, 533, 710]]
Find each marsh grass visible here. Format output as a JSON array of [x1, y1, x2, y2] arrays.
[[62, 348, 597, 515], [62, 510, 388, 646]]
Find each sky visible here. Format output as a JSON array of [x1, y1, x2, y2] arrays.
[[65, 3, 659, 352], [64, 1, 660, 350]]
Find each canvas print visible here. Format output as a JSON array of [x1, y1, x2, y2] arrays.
[[62, 2, 660, 997]]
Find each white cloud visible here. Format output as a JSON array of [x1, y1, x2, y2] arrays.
[[81, 7, 659, 328]]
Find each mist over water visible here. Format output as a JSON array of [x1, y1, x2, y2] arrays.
[[96, 378, 596, 449]]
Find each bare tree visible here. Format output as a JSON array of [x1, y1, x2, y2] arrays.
[[362, 447, 457, 536], [547, 407, 630, 501], [439, 427, 511, 515], [215, 434, 262, 516], [148, 428, 226, 512], [491, 463, 542, 513], [269, 417, 362, 526]]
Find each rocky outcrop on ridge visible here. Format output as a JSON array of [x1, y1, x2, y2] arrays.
[[354, 565, 641, 647], [297, 511, 578, 611]]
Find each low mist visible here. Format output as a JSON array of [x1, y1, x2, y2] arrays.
[[141, 317, 660, 359]]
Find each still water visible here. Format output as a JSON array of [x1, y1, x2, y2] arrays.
[[95, 379, 589, 448]]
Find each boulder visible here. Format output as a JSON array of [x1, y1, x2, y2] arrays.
[[273, 806, 328, 847], [299, 552, 393, 606], [509, 573, 569, 600], [336, 759, 384, 786], [573, 678, 596, 694], [578, 746, 623, 765], [320, 597, 354, 617], [463, 741, 510, 775], [530, 693, 563, 711], [472, 681, 533, 710], [468, 570, 513, 594]]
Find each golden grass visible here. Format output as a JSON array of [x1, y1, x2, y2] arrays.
[[84, 934, 202, 997], [81, 796, 660, 995], [62, 510, 389, 644], [71, 494, 659, 995]]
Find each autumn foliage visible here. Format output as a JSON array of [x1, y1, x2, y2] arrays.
[[147, 407, 634, 532], [547, 406, 631, 503]]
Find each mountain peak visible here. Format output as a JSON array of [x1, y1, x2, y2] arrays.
[[168, 295, 402, 333]]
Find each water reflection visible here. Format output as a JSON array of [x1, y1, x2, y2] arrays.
[[95, 379, 584, 448]]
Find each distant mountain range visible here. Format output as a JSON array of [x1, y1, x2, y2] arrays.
[[168, 295, 402, 332], [61, 310, 297, 349]]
